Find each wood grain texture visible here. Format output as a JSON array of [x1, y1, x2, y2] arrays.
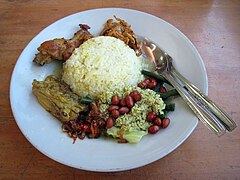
[[0, 0, 239, 179]]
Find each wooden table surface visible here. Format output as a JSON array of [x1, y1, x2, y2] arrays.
[[1, 0, 239, 179]]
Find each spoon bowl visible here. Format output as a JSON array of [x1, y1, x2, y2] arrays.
[[139, 36, 167, 73]]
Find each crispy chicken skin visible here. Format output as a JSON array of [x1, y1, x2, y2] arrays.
[[32, 75, 87, 122], [33, 24, 93, 65], [100, 16, 142, 56]]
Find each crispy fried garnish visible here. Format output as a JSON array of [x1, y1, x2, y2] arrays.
[[100, 16, 142, 56], [33, 24, 93, 66]]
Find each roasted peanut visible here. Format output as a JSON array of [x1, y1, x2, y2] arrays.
[[159, 86, 167, 93], [119, 107, 130, 114], [138, 79, 151, 88], [106, 117, 114, 129], [147, 78, 157, 89], [130, 90, 142, 101], [120, 98, 127, 106], [143, 78, 150, 84], [153, 117, 162, 126], [108, 105, 119, 112], [132, 93, 142, 102], [130, 90, 138, 97], [111, 109, 120, 119], [138, 81, 147, 89], [125, 95, 134, 108], [146, 111, 157, 122], [111, 95, 120, 105], [162, 118, 170, 128], [148, 125, 160, 134]]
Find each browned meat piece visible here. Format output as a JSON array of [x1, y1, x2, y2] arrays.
[[100, 16, 142, 56], [32, 75, 87, 122], [33, 24, 94, 65]]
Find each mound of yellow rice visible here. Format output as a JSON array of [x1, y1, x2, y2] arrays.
[[62, 36, 144, 99]]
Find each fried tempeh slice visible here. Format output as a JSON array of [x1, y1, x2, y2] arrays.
[[33, 24, 94, 66], [32, 75, 87, 122], [100, 16, 142, 56]]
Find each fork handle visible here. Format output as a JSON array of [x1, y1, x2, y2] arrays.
[[171, 66, 237, 131], [162, 71, 226, 136]]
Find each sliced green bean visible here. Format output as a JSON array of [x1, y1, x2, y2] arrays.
[[159, 89, 179, 99], [79, 97, 94, 104]]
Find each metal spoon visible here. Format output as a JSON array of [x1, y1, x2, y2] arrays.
[[139, 36, 237, 136]]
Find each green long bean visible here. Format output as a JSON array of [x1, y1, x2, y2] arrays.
[[79, 97, 94, 104], [159, 89, 179, 99]]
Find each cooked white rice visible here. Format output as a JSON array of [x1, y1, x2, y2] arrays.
[[62, 36, 144, 99]]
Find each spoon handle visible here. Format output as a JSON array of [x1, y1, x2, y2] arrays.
[[162, 71, 226, 136], [171, 66, 237, 131]]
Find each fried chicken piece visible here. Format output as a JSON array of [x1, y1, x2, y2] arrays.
[[100, 16, 142, 56], [33, 24, 94, 66], [32, 75, 87, 122]]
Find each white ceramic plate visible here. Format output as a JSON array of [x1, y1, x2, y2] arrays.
[[10, 8, 208, 172]]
